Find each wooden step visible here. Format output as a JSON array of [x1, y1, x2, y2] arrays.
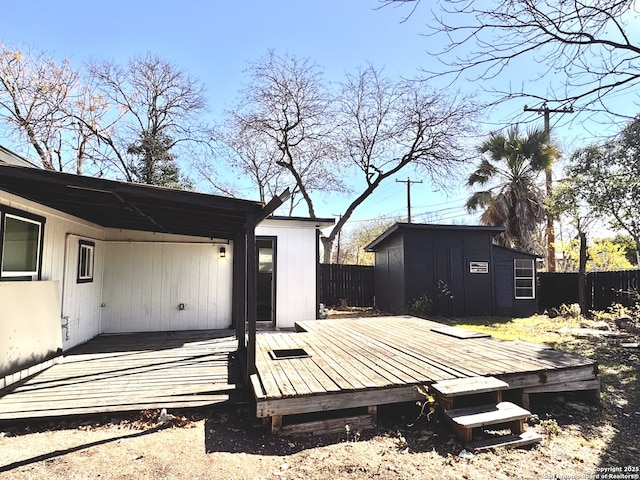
[[431, 376, 509, 409], [432, 376, 509, 397], [444, 401, 532, 443], [468, 431, 543, 451]]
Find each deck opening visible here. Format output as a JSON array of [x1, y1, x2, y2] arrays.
[[269, 348, 310, 360]]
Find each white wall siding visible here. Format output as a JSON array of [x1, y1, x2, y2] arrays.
[[101, 241, 232, 333], [1, 190, 105, 351], [0, 281, 62, 388], [1, 190, 104, 285], [256, 223, 318, 329]]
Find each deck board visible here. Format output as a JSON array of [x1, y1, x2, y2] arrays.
[[255, 316, 599, 418], [0, 330, 241, 421], [0, 316, 599, 424]]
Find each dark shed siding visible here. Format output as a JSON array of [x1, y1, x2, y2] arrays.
[[373, 233, 405, 313], [463, 246, 494, 315], [401, 228, 495, 316], [493, 246, 538, 317], [368, 223, 538, 317]]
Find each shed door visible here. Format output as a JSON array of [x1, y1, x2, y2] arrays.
[[494, 261, 514, 310]]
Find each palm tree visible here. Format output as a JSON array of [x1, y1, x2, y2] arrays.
[[466, 126, 559, 252]]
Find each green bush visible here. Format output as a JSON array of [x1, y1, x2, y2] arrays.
[[405, 294, 432, 318]]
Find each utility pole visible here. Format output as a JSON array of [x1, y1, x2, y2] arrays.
[[396, 177, 423, 223], [524, 102, 573, 272], [332, 213, 342, 264]]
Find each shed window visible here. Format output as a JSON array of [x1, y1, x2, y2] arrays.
[[77, 240, 95, 283], [0, 210, 45, 281], [514, 259, 535, 299]]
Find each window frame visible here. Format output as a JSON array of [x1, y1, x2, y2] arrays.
[[77, 239, 95, 284], [514, 258, 535, 299], [0, 206, 46, 281]]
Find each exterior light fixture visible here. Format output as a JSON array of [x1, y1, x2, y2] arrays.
[[219, 246, 226, 258]]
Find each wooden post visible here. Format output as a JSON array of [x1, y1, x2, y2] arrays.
[[246, 213, 257, 378], [367, 405, 378, 424], [234, 230, 247, 378], [271, 415, 283, 433]]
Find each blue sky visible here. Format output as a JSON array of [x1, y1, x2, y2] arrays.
[[1, 1, 636, 229]]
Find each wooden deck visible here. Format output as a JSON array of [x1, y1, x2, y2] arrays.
[[252, 316, 599, 428], [0, 330, 241, 421], [0, 317, 600, 429]]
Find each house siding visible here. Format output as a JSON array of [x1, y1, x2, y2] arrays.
[[1, 190, 106, 386], [0, 281, 62, 387], [100, 239, 232, 333], [256, 221, 319, 329]]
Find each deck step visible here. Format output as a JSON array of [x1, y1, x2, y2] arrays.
[[444, 401, 532, 443], [432, 376, 510, 410], [432, 376, 509, 397], [445, 401, 531, 428], [468, 431, 543, 451]]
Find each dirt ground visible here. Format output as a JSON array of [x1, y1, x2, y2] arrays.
[[1, 317, 639, 480]]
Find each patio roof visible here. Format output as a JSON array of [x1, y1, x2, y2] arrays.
[[0, 164, 266, 239]]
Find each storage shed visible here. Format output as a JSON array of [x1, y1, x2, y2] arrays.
[[365, 223, 538, 317]]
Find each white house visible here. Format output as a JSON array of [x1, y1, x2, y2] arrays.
[[0, 150, 331, 388]]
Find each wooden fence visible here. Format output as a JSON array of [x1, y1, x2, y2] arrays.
[[319, 266, 640, 312], [319, 264, 374, 307], [538, 269, 640, 311]]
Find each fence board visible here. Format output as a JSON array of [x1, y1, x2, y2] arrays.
[[319, 264, 374, 307], [539, 269, 640, 311]]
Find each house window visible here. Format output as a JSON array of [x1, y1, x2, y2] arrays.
[[0, 210, 45, 281], [77, 240, 95, 283], [514, 258, 535, 299]]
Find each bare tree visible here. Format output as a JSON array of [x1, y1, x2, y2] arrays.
[[382, 0, 640, 121], [227, 51, 345, 216], [1, 45, 214, 185], [0, 43, 110, 174], [87, 53, 210, 187], [547, 177, 599, 313], [195, 119, 298, 208], [338, 216, 400, 265], [321, 65, 479, 262]]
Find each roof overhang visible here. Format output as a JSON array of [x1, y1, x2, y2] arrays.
[[365, 222, 506, 252], [259, 215, 335, 229], [0, 165, 268, 240], [0, 145, 38, 168]]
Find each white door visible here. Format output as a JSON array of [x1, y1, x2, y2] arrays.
[[61, 235, 104, 350]]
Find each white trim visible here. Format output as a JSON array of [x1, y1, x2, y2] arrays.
[[514, 258, 535, 299], [77, 241, 95, 282], [1, 212, 43, 279]]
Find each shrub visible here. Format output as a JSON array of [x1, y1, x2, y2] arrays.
[[405, 294, 432, 318]]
